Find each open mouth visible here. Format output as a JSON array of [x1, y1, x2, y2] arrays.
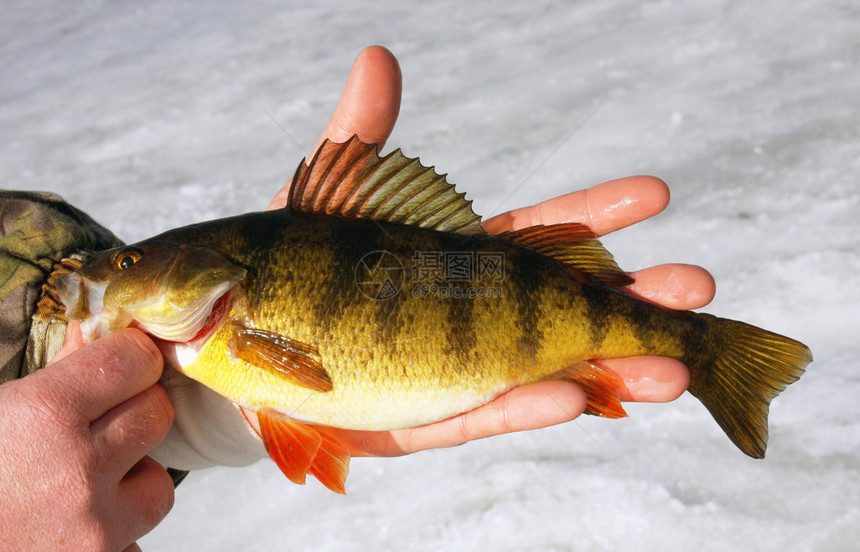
[[184, 291, 231, 345], [152, 291, 232, 372], [141, 290, 231, 349]]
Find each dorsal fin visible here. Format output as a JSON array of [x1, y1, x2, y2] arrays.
[[498, 223, 633, 287], [288, 136, 486, 236]]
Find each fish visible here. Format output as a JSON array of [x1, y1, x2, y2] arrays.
[[56, 136, 812, 494]]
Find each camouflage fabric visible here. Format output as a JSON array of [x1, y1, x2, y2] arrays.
[[0, 191, 120, 381], [0, 190, 188, 487]]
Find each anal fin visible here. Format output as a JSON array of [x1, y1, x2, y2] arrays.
[[229, 323, 333, 392], [258, 409, 352, 494], [545, 360, 628, 419]]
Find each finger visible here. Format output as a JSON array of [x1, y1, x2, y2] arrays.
[[90, 383, 174, 476], [113, 456, 175, 549], [338, 381, 587, 457], [38, 329, 164, 423], [398, 381, 587, 454], [312, 45, 401, 156], [51, 319, 85, 363], [623, 264, 716, 310], [483, 176, 670, 236], [267, 46, 401, 210], [603, 357, 690, 403]]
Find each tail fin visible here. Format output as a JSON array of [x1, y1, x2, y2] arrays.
[[685, 314, 812, 458]]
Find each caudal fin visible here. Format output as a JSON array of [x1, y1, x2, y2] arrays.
[[685, 314, 812, 458]]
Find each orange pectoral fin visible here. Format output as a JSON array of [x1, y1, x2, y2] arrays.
[[257, 409, 352, 494], [545, 360, 628, 419], [230, 324, 333, 392]]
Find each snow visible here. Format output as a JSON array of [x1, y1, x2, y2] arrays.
[[2, 1, 858, 550]]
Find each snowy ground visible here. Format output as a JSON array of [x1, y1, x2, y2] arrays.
[[2, 1, 858, 551]]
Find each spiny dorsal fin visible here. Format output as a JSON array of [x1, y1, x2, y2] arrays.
[[498, 223, 633, 287], [288, 136, 486, 237]]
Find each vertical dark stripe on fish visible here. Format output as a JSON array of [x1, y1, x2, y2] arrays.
[[444, 290, 477, 365], [307, 217, 368, 340], [629, 297, 660, 353], [581, 284, 611, 350], [508, 250, 543, 359]]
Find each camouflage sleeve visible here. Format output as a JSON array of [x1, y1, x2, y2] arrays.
[[0, 190, 188, 487], [0, 191, 121, 382]]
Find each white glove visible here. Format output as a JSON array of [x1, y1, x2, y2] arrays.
[[150, 366, 267, 470]]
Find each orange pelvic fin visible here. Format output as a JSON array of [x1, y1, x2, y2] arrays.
[[547, 360, 628, 419], [308, 429, 351, 495], [257, 408, 351, 494], [258, 409, 321, 485]]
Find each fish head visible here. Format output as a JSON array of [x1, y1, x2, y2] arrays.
[[56, 240, 247, 343]]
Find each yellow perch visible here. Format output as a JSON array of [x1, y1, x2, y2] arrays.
[[57, 137, 812, 493]]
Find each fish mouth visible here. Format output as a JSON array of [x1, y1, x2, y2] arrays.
[[142, 290, 232, 345], [56, 271, 100, 322], [187, 291, 231, 343], [134, 272, 238, 342], [151, 290, 232, 371], [56, 272, 123, 343]]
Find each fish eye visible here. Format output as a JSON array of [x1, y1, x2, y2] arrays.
[[114, 248, 143, 271]]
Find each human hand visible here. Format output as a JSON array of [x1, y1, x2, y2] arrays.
[[0, 325, 174, 552], [265, 45, 401, 210], [252, 45, 716, 457]]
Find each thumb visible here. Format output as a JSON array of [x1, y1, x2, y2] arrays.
[[51, 320, 86, 363]]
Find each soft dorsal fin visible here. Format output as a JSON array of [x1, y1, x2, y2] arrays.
[[498, 223, 633, 287], [288, 136, 486, 237]]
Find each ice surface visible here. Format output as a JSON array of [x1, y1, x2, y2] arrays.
[[2, 1, 858, 551]]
